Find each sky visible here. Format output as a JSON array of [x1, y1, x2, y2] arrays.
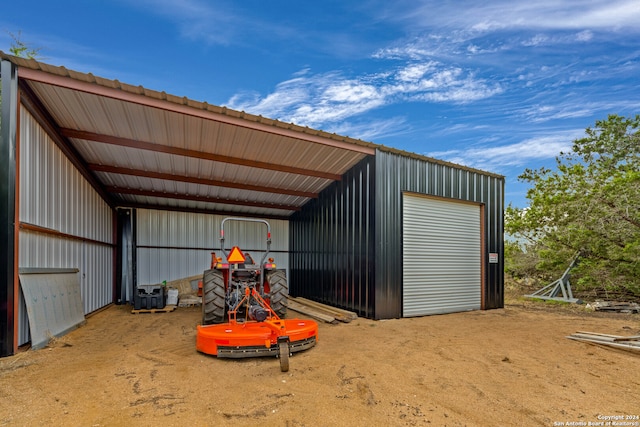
[[1, 0, 639, 207]]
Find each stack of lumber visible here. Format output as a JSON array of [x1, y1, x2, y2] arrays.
[[567, 331, 640, 352], [590, 301, 640, 313], [287, 297, 358, 324]]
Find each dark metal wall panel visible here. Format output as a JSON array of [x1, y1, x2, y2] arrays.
[[1, 59, 18, 356], [375, 150, 504, 318], [374, 154, 403, 319], [289, 156, 375, 318], [485, 174, 505, 309], [116, 208, 135, 304], [291, 150, 504, 320]]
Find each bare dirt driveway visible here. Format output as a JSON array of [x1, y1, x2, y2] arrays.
[[1, 299, 639, 427]]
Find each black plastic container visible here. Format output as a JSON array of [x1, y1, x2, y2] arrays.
[[133, 285, 165, 310]]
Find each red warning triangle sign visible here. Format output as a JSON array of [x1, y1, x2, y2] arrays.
[[227, 246, 246, 264]]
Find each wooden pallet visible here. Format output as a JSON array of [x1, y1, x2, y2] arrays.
[[131, 304, 177, 314]]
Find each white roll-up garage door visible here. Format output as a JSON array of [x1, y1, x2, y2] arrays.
[[402, 193, 482, 317]]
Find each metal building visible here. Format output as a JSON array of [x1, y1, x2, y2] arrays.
[[290, 151, 503, 319], [0, 52, 504, 357]]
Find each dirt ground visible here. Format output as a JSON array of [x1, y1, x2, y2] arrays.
[[1, 295, 639, 427]]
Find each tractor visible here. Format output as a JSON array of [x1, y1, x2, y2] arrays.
[[196, 217, 317, 372]]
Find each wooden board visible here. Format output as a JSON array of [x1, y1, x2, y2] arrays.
[[613, 335, 640, 342], [289, 297, 357, 322], [131, 305, 177, 314], [295, 297, 358, 319], [567, 331, 640, 352], [287, 300, 337, 324]]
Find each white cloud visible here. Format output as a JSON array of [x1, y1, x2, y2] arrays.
[[396, 62, 437, 81], [395, 0, 640, 32], [325, 117, 410, 141], [121, 0, 293, 46], [122, 0, 636, 146], [427, 132, 580, 171], [228, 72, 388, 127], [575, 30, 594, 42], [323, 81, 382, 104], [522, 34, 549, 47], [521, 103, 599, 123], [228, 76, 312, 118], [226, 62, 501, 131]]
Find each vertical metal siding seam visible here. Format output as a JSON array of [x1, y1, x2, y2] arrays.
[[19, 110, 113, 319], [289, 156, 374, 317]]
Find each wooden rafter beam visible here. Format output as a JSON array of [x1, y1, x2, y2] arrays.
[[60, 128, 341, 181], [106, 186, 301, 211], [89, 164, 318, 199], [121, 202, 292, 220]]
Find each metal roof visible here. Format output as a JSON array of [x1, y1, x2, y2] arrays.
[[1, 51, 502, 219], [2, 51, 377, 219]]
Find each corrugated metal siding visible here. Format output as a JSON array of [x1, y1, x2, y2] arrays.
[[18, 108, 114, 344], [402, 194, 481, 316], [375, 150, 504, 319], [290, 150, 503, 320], [136, 209, 289, 286], [289, 156, 375, 318]]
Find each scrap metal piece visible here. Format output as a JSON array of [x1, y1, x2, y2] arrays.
[[567, 331, 640, 352], [525, 254, 582, 304]]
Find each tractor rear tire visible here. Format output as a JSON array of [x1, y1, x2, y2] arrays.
[[266, 269, 288, 319], [202, 269, 226, 325]]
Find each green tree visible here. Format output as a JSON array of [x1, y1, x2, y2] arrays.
[[7, 31, 41, 59], [506, 115, 640, 300], [2, 31, 41, 127]]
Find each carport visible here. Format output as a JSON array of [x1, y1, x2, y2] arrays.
[[6, 54, 376, 215], [1, 52, 504, 357]]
